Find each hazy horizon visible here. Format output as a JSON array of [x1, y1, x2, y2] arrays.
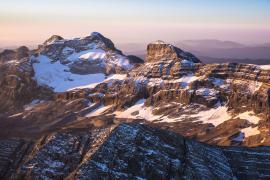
[[1, 0, 270, 48]]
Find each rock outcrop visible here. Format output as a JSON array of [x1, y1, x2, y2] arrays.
[[0, 46, 29, 62], [146, 41, 201, 63], [0, 48, 51, 115], [1, 123, 270, 179]]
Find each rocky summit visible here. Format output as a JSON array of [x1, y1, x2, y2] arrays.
[[0, 32, 270, 179], [146, 40, 201, 63]]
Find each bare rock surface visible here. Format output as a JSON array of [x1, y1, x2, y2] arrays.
[[1, 123, 270, 179]]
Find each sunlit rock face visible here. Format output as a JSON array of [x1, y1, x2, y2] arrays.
[[146, 40, 201, 63]]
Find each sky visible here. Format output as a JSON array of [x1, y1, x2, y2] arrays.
[[1, 0, 270, 47]]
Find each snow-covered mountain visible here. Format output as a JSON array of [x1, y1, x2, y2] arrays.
[[31, 32, 139, 92]]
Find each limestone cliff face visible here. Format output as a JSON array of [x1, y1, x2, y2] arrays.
[[197, 63, 270, 118], [146, 41, 201, 63]]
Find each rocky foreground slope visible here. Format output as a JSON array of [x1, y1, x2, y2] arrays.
[[1, 123, 270, 179], [0, 32, 270, 179]]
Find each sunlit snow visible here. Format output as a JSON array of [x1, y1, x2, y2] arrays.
[[115, 99, 162, 121], [235, 111, 261, 124], [260, 65, 270, 70], [66, 48, 106, 62], [241, 126, 260, 138], [190, 105, 231, 126], [85, 105, 112, 117], [33, 55, 106, 92]]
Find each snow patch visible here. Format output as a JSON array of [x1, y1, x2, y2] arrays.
[[78, 49, 106, 60], [85, 105, 112, 117], [234, 79, 262, 93], [233, 133, 245, 142], [33, 55, 106, 92], [178, 74, 200, 88], [8, 113, 23, 118], [181, 59, 194, 66], [24, 99, 44, 111], [241, 126, 260, 138], [148, 78, 164, 87], [4, 60, 20, 65], [65, 47, 105, 62], [62, 47, 74, 55], [115, 99, 161, 121], [105, 74, 127, 81], [235, 111, 261, 124], [260, 65, 270, 70], [190, 105, 231, 126], [196, 88, 218, 97], [210, 78, 224, 87], [148, 74, 200, 88]]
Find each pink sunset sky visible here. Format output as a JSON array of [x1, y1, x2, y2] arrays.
[[1, 0, 270, 47]]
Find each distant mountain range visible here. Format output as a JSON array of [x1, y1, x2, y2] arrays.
[[2, 39, 270, 64], [118, 39, 270, 64]]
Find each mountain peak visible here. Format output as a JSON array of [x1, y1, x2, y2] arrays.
[[87, 32, 116, 50], [146, 41, 201, 63], [90, 32, 103, 38], [43, 35, 64, 45]]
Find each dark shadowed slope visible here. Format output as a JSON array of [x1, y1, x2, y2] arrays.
[[1, 123, 270, 179]]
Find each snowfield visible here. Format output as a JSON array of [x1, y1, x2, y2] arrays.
[[115, 99, 233, 126], [241, 126, 260, 138], [32, 54, 129, 92], [33, 55, 106, 92], [235, 111, 261, 124], [115, 99, 161, 121], [32, 35, 134, 93], [190, 105, 231, 126], [260, 65, 270, 70], [147, 74, 201, 88], [61, 42, 132, 70]]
